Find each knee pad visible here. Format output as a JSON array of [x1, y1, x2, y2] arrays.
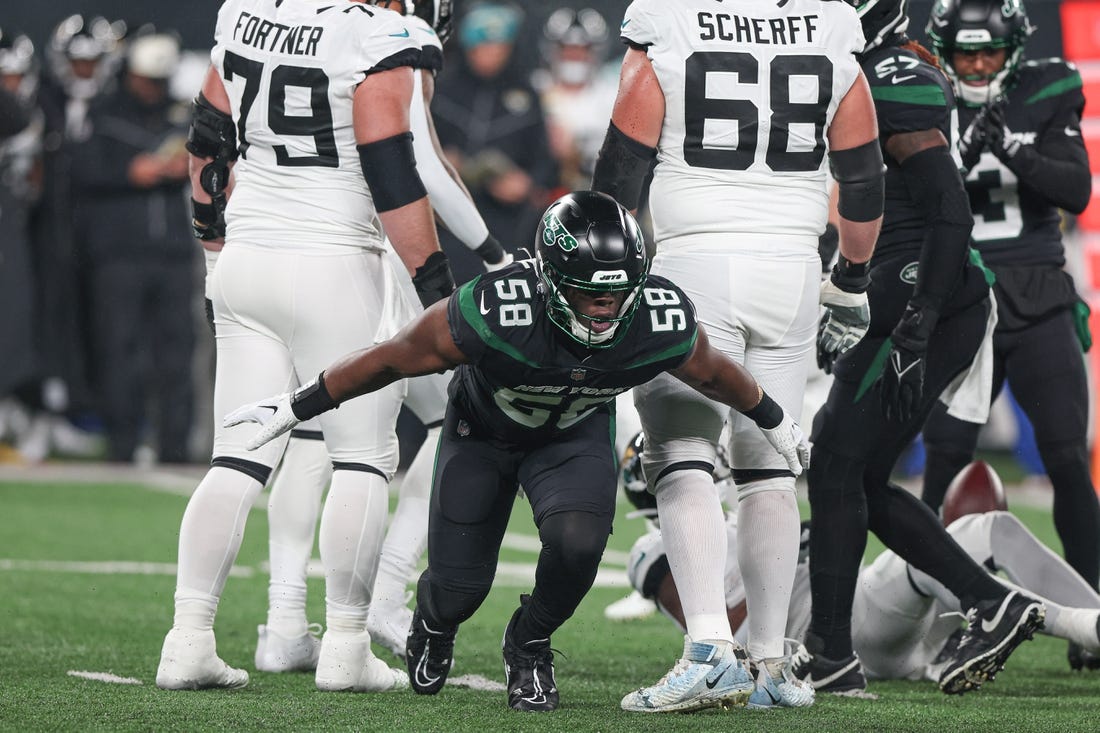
[[641, 437, 717, 488], [539, 511, 609, 569], [735, 475, 795, 501], [211, 455, 272, 485]]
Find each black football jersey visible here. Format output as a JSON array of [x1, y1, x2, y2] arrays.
[[445, 260, 698, 440], [861, 43, 957, 258], [959, 59, 1086, 267]]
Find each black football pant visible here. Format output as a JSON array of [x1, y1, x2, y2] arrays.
[[923, 307, 1100, 589], [807, 258, 1007, 660], [415, 405, 616, 646], [90, 259, 195, 463]]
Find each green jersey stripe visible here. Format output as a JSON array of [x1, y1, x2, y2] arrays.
[[871, 84, 947, 106]]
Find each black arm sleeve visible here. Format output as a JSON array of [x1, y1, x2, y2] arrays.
[[898, 144, 974, 314], [1006, 104, 1091, 214]]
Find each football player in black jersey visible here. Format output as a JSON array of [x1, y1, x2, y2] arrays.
[[922, 0, 1100, 671], [225, 191, 811, 712], [792, 0, 1044, 696]]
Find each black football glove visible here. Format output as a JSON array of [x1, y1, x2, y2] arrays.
[[958, 108, 990, 174], [981, 101, 1023, 165], [876, 303, 937, 423]]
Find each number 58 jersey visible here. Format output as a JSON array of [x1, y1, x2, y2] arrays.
[[446, 262, 699, 440], [211, 0, 421, 251], [621, 0, 864, 249]]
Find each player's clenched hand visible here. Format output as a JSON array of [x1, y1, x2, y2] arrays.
[[223, 393, 299, 450], [759, 410, 811, 476], [817, 279, 870, 374]]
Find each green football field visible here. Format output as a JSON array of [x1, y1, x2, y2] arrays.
[[0, 474, 1096, 732]]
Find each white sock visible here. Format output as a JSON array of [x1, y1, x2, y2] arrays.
[[737, 481, 800, 660], [1045, 607, 1100, 651], [175, 466, 264, 624], [173, 589, 218, 632], [373, 426, 438, 607], [326, 599, 369, 636], [320, 469, 389, 620], [266, 436, 330, 636], [655, 468, 732, 643]]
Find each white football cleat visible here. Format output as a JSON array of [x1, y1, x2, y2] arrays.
[[748, 656, 815, 709], [156, 628, 249, 690], [621, 637, 753, 713], [254, 623, 322, 673], [315, 631, 408, 692], [367, 600, 414, 659], [603, 590, 658, 621]]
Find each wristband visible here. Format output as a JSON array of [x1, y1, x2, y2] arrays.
[[831, 256, 871, 294], [742, 390, 784, 430], [412, 251, 457, 308], [475, 233, 505, 265], [291, 372, 339, 420]]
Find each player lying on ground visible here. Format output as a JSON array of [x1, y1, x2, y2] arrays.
[[623, 449, 1100, 693]]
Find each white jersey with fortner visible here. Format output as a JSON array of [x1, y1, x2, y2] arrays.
[[621, 0, 864, 249], [212, 0, 421, 251]]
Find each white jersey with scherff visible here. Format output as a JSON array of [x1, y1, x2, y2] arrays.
[[212, 0, 421, 251], [621, 0, 864, 249]]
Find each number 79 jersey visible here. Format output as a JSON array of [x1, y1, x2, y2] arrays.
[[621, 0, 864, 247], [211, 0, 421, 251], [446, 262, 699, 440]]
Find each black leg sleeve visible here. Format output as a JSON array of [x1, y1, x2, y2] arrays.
[[920, 400, 983, 512], [807, 449, 870, 660], [512, 510, 611, 646], [866, 481, 1005, 611]]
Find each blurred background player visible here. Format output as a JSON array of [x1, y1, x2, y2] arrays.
[[921, 1, 1100, 673], [533, 7, 616, 195], [430, 1, 558, 283], [69, 31, 195, 464], [625, 452, 1100, 692]]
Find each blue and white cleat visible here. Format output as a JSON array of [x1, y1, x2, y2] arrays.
[[748, 656, 815, 709], [621, 637, 753, 713]]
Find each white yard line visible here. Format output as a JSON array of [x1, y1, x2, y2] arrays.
[[67, 670, 143, 685]]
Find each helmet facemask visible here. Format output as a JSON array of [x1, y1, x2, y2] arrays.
[[536, 253, 647, 348]]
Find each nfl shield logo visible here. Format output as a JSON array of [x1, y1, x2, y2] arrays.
[[570, 368, 586, 382]]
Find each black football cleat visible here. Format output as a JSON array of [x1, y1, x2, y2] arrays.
[[789, 639, 867, 695], [502, 596, 559, 712], [939, 591, 1045, 695], [405, 606, 457, 695]]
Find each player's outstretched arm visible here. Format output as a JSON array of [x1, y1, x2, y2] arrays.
[[224, 302, 467, 450], [671, 326, 810, 475]]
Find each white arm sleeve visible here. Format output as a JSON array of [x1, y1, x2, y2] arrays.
[[410, 76, 490, 253]]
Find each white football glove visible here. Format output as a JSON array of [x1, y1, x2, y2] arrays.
[[759, 410, 811, 476], [484, 251, 514, 273], [817, 279, 870, 374], [223, 392, 299, 451]]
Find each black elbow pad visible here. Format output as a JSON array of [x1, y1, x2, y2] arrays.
[[592, 123, 657, 211], [830, 139, 885, 223], [357, 132, 427, 212], [187, 93, 238, 161]]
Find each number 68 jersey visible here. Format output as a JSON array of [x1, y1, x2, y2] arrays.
[[446, 262, 699, 440], [621, 0, 864, 249], [211, 0, 421, 251]]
